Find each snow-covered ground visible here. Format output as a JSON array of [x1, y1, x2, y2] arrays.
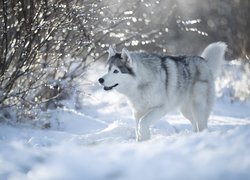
[[1, 62, 250, 180]]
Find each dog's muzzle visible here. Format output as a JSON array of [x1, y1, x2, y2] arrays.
[[98, 78, 118, 91], [104, 83, 118, 91]]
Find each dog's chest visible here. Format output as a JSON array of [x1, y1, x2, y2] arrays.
[[128, 88, 166, 113]]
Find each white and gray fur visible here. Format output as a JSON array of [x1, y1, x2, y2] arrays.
[[99, 42, 227, 141]]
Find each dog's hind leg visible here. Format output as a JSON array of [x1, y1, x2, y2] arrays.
[[180, 104, 196, 131], [190, 82, 211, 132]]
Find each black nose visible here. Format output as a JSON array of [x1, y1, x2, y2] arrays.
[[98, 78, 104, 84]]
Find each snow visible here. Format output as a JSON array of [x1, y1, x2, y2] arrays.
[[1, 62, 250, 180]]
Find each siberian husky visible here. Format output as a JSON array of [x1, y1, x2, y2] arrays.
[[99, 42, 227, 141]]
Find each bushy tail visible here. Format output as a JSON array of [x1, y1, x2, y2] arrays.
[[201, 42, 227, 78]]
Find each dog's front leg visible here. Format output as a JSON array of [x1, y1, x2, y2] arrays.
[[134, 112, 143, 142], [137, 106, 167, 141]]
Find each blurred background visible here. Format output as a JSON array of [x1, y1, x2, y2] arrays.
[[0, 0, 249, 123]]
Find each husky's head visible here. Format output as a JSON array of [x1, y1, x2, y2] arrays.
[[99, 46, 136, 93]]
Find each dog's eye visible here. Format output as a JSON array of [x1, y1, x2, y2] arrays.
[[113, 69, 119, 74]]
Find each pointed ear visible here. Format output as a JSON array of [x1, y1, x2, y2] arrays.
[[121, 48, 133, 66], [108, 45, 116, 58]]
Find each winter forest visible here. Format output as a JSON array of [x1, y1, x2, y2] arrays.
[[0, 0, 250, 179]]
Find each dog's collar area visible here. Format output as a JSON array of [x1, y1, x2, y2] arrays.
[[104, 83, 118, 91]]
